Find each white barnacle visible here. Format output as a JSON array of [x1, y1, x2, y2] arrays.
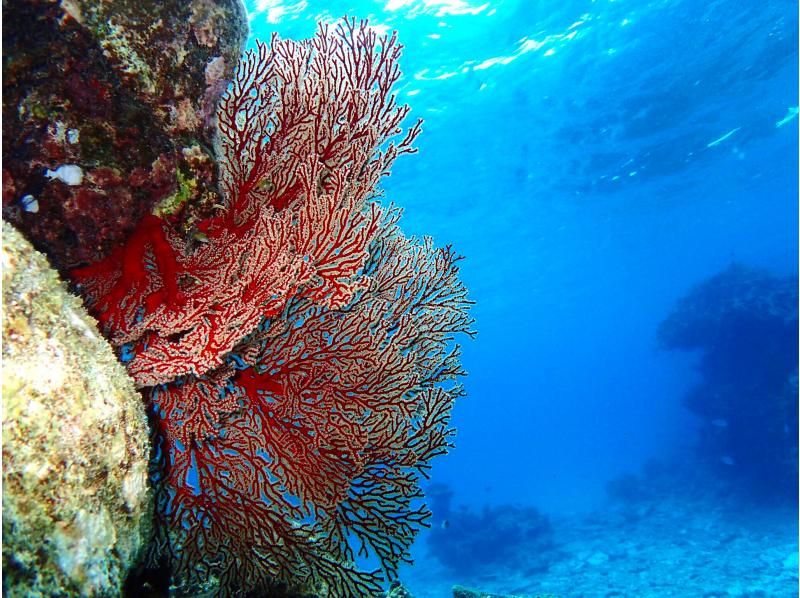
[[20, 194, 39, 213], [45, 164, 84, 186]]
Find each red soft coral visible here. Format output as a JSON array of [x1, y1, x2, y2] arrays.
[[73, 18, 473, 596]]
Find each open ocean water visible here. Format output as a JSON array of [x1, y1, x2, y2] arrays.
[[248, 1, 798, 596], [3, 0, 796, 596]]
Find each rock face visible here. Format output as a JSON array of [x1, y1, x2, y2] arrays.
[[2, 222, 152, 597], [2, 0, 248, 270]]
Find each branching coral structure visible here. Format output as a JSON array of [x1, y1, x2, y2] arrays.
[[71, 18, 474, 596]]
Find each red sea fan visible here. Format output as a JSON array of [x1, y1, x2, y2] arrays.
[[73, 17, 473, 596]]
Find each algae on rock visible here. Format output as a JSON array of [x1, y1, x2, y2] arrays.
[[2, 222, 152, 597], [2, 0, 248, 270]]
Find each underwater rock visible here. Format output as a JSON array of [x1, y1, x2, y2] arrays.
[[385, 581, 416, 598], [427, 484, 560, 578], [452, 586, 528, 598], [658, 264, 798, 500], [658, 263, 797, 351], [2, 0, 248, 269], [586, 551, 610, 566], [2, 222, 152, 597], [782, 551, 798, 571]]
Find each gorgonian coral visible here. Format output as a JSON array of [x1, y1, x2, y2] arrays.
[[72, 17, 473, 596]]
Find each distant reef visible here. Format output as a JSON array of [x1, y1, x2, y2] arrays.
[[659, 263, 798, 500], [426, 483, 562, 579]]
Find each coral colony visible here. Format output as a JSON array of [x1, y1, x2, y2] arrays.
[[72, 18, 473, 595]]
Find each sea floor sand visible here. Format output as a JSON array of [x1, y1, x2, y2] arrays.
[[401, 491, 798, 598]]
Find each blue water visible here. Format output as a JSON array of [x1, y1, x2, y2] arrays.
[[248, 1, 797, 594]]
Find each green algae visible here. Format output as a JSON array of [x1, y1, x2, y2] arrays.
[[154, 167, 199, 217]]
